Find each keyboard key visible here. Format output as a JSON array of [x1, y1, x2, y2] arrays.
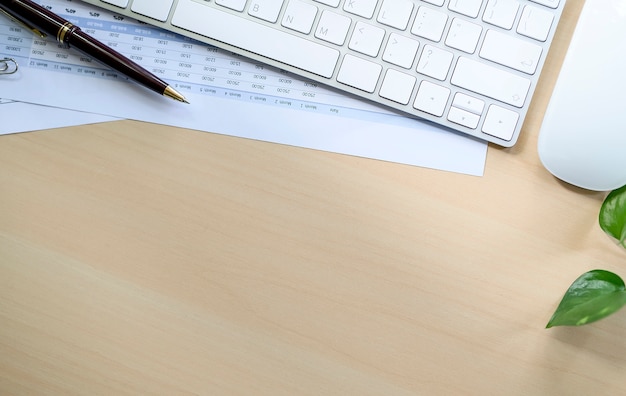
[[314, 0, 341, 7], [172, 0, 339, 78], [483, 0, 519, 29], [448, 0, 482, 18], [452, 92, 484, 115], [413, 81, 450, 116], [416, 45, 453, 80], [337, 54, 382, 93], [482, 105, 519, 141], [315, 10, 351, 45], [382, 33, 419, 69], [248, 0, 284, 23], [216, 0, 248, 12], [411, 6, 448, 42], [349, 21, 385, 57], [377, 0, 414, 30], [422, 0, 444, 6], [517, 5, 554, 41], [131, 0, 174, 21], [451, 57, 530, 107], [101, 0, 129, 7], [448, 107, 480, 129], [343, 0, 378, 19], [379, 69, 416, 105], [282, 0, 318, 34], [480, 30, 542, 74], [530, 0, 559, 9], [445, 18, 482, 54]]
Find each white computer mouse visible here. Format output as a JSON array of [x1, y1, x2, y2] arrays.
[[537, 0, 626, 191]]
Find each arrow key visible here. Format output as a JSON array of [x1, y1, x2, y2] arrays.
[[413, 80, 450, 117], [452, 92, 484, 115], [482, 104, 519, 141], [448, 107, 480, 129]]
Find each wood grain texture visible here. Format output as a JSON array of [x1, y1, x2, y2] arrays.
[[2, 1, 625, 394]]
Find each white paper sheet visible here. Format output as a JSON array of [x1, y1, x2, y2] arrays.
[[0, 0, 486, 176], [0, 99, 118, 135]]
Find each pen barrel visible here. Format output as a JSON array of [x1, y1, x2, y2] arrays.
[[67, 31, 169, 95], [0, 0, 66, 37]]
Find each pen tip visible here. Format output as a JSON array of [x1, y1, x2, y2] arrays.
[[164, 86, 189, 104]]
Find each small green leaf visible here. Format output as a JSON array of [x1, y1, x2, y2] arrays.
[[546, 270, 626, 328], [599, 184, 626, 249]]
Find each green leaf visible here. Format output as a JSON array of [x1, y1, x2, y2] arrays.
[[599, 184, 626, 249], [546, 270, 626, 328]]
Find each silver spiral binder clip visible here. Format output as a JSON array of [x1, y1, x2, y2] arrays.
[[0, 58, 18, 75]]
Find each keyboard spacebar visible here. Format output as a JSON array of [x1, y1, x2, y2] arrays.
[[171, 0, 340, 78]]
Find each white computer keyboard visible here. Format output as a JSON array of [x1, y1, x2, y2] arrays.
[[80, 0, 566, 146]]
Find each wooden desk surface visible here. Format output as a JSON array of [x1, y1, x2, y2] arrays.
[[2, 1, 625, 394]]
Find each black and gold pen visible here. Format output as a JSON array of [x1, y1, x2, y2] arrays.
[[0, 0, 189, 103]]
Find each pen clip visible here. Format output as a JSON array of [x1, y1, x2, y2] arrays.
[[0, 8, 46, 39], [0, 58, 18, 75]]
